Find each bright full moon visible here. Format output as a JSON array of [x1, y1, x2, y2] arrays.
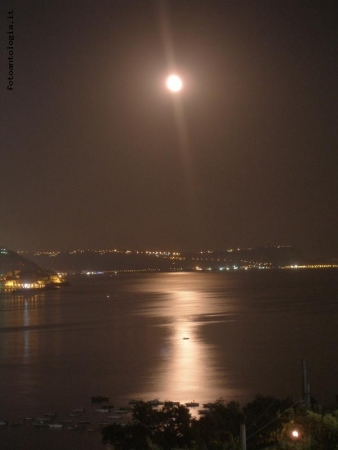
[[166, 74, 183, 92]]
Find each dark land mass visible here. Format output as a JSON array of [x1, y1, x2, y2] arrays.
[[0, 247, 41, 276], [0, 247, 65, 288], [12, 246, 306, 273]]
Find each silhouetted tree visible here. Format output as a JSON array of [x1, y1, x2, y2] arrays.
[[102, 401, 193, 450], [243, 395, 294, 449], [277, 408, 338, 450], [191, 399, 244, 450]]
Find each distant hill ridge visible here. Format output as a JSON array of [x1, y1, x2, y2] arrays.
[[14, 246, 304, 272], [0, 246, 41, 276]]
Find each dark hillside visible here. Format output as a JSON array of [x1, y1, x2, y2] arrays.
[[0, 247, 41, 276]]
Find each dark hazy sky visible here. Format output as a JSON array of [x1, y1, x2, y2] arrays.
[[2, 0, 338, 256]]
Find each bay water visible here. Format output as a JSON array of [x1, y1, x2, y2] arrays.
[[0, 270, 337, 449]]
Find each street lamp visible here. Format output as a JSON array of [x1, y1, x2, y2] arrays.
[[291, 430, 299, 438]]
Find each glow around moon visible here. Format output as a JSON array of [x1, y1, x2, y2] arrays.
[[166, 74, 183, 92]]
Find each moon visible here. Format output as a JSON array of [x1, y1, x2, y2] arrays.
[[166, 74, 183, 92]]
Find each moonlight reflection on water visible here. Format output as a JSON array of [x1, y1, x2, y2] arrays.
[[0, 271, 338, 449]]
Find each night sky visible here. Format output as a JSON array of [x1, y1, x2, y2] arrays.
[[2, 0, 338, 256]]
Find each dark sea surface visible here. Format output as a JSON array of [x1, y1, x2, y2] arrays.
[[0, 270, 338, 449]]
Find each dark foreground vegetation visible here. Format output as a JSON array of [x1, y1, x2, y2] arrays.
[[102, 396, 338, 450]]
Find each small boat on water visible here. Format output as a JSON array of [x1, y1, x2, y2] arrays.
[[185, 401, 199, 407], [96, 407, 111, 413], [0, 420, 8, 426], [72, 407, 85, 413], [149, 399, 164, 406], [68, 424, 86, 431], [34, 421, 49, 427], [203, 402, 216, 408], [49, 423, 62, 429], [35, 417, 52, 423], [164, 401, 180, 407], [108, 414, 122, 419], [10, 422, 22, 427]]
